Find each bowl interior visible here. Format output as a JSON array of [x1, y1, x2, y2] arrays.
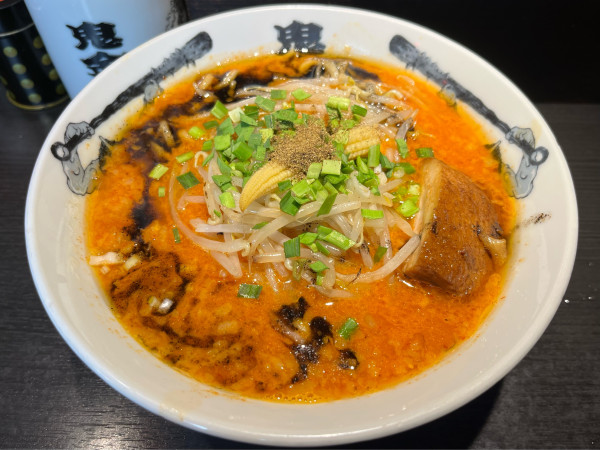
[[25, 5, 577, 446]]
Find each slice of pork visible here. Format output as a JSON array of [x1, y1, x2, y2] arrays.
[[403, 158, 507, 295]]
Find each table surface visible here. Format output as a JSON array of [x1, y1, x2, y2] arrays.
[[1, 2, 599, 449]]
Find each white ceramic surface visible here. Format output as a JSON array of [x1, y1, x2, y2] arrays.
[[25, 5, 577, 447]]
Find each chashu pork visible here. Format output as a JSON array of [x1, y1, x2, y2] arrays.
[[403, 158, 507, 295]]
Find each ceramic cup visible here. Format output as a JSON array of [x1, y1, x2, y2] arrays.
[[23, 0, 187, 98]]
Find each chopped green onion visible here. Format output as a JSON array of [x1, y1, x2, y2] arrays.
[[306, 162, 322, 179], [274, 109, 298, 122], [213, 209, 222, 217], [254, 145, 266, 161], [177, 171, 200, 189], [280, 191, 300, 215], [361, 208, 384, 219], [379, 153, 394, 170], [149, 163, 169, 180], [157, 186, 165, 197], [321, 159, 342, 175], [327, 96, 350, 110], [219, 191, 235, 209], [233, 141, 253, 161], [228, 107, 243, 123], [314, 241, 330, 256], [260, 128, 274, 143], [284, 236, 301, 258], [278, 180, 293, 191], [396, 162, 416, 174], [299, 232, 318, 245], [204, 120, 218, 129], [176, 151, 194, 164], [291, 179, 310, 197], [374, 246, 388, 262], [316, 272, 325, 286], [319, 228, 355, 250], [317, 192, 337, 216], [202, 140, 213, 152], [172, 227, 181, 244], [237, 283, 262, 299], [356, 156, 369, 174], [217, 117, 234, 136], [396, 138, 409, 158], [211, 100, 228, 119], [338, 318, 359, 339], [252, 221, 268, 230], [367, 144, 381, 167], [270, 89, 287, 99], [291, 88, 311, 101], [416, 147, 434, 158], [188, 126, 205, 139], [255, 95, 276, 112], [309, 260, 329, 273], [351, 104, 368, 117], [408, 183, 420, 195], [213, 134, 231, 151], [399, 198, 419, 217], [216, 155, 231, 175], [212, 174, 232, 189]]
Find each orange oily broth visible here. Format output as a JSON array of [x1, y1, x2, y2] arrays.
[[86, 53, 515, 402]]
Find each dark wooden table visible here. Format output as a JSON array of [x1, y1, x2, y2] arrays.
[[1, 1, 599, 448]]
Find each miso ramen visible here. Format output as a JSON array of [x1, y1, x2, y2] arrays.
[[85, 52, 516, 402]]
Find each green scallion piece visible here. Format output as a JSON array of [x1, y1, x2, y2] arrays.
[[416, 147, 434, 158], [172, 227, 181, 244], [326, 96, 350, 110], [309, 260, 329, 273], [211, 100, 228, 119], [252, 221, 268, 230], [176, 151, 194, 164], [284, 236, 301, 258], [157, 186, 165, 197], [356, 156, 369, 174], [396, 162, 416, 174], [338, 318, 359, 339], [214, 134, 231, 151], [361, 208, 384, 219], [316, 272, 325, 286], [306, 162, 322, 179], [317, 192, 337, 216], [233, 141, 253, 161], [212, 174, 232, 189], [374, 246, 388, 262], [176, 171, 200, 189], [280, 191, 300, 215], [314, 241, 330, 256], [379, 153, 394, 170], [202, 140, 213, 152], [254, 145, 266, 162], [204, 120, 219, 129], [237, 283, 262, 299], [219, 191, 235, 209], [278, 180, 293, 191], [188, 126, 205, 140], [213, 209, 222, 218], [319, 228, 355, 250], [396, 138, 409, 158], [255, 95, 276, 112], [399, 198, 420, 218], [291, 88, 311, 101], [321, 159, 342, 176], [367, 144, 381, 167], [291, 179, 310, 198], [149, 163, 169, 180], [351, 104, 368, 117], [299, 232, 318, 245], [270, 89, 287, 99]]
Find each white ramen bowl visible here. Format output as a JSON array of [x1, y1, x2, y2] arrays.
[[25, 5, 577, 447]]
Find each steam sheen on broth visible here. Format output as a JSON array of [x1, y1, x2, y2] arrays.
[[85, 52, 515, 402]]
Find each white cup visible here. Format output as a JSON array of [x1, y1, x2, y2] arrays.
[[24, 0, 187, 98]]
